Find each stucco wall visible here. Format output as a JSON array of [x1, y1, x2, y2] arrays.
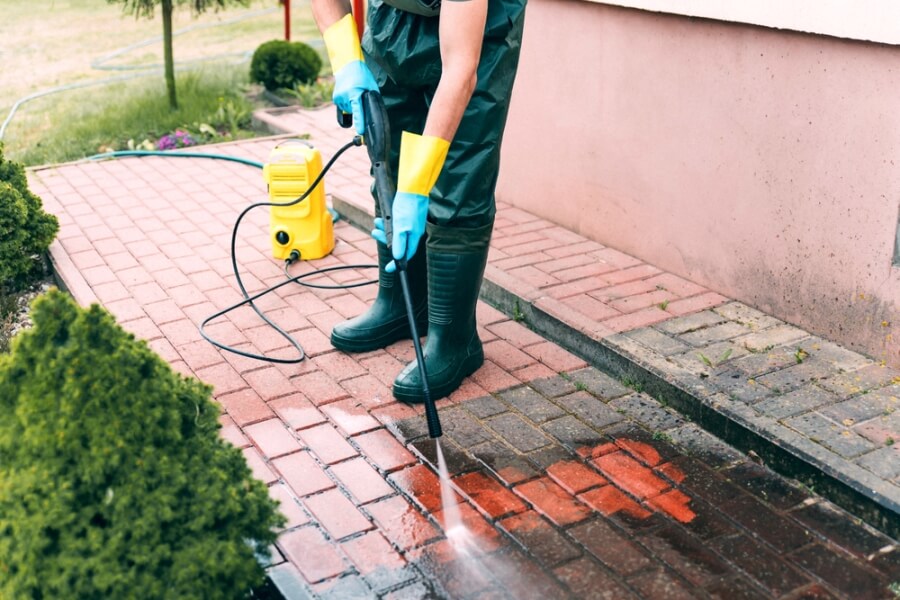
[[497, 0, 900, 366]]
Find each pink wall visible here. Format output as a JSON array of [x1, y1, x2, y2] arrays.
[[497, 0, 900, 366]]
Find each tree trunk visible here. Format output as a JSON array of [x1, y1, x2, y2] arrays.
[[161, 0, 177, 110]]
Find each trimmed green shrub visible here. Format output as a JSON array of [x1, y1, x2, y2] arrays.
[[251, 39, 323, 91], [0, 290, 284, 599], [0, 144, 58, 289]]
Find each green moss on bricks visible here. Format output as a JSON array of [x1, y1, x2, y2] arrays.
[[0, 290, 284, 599]]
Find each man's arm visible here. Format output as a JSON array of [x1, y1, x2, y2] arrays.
[[311, 0, 352, 33], [424, 0, 488, 142]]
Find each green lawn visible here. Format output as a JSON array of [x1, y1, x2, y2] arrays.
[[0, 0, 322, 165]]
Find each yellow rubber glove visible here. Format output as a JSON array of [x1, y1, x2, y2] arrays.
[[323, 14, 378, 134], [373, 131, 450, 271]]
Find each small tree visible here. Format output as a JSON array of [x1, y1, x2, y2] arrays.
[[0, 290, 284, 599], [0, 144, 58, 289], [107, 0, 249, 109]]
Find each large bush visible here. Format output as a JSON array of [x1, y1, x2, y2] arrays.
[[250, 39, 322, 91], [0, 145, 58, 288], [0, 290, 284, 599]]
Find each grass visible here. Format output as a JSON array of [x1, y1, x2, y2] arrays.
[[12, 67, 256, 166], [1, 0, 322, 165]]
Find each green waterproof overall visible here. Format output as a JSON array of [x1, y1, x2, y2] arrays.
[[331, 0, 527, 403]]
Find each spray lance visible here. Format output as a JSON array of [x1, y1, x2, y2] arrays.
[[339, 91, 443, 439]]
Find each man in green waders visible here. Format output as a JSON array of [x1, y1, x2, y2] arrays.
[[313, 0, 526, 403]]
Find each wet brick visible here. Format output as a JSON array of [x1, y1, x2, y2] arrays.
[[541, 415, 607, 453], [486, 412, 553, 453], [353, 429, 417, 472], [667, 424, 745, 468], [315, 575, 373, 600], [362, 564, 420, 596], [498, 511, 582, 567], [389, 463, 461, 514], [704, 575, 772, 600], [569, 519, 653, 575], [297, 424, 358, 465], [265, 562, 316, 599], [390, 415, 430, 444], [454, 471, 527, 519], [514, 477, 592, 526], [627, 567, 697, 600], [721, 461, 809, 510], [567, 367, 631, 400], [303, 489, 374, 540], [528, 375, 578, 398], [553, 556, 639, 600], [608, 393, 685, 431], [469, 441, 539, 485], [790, 501, 894, 559], [667, 456, 744, 506], [714, 534, 810, 596], [547, 460, 608, 494], [605, 422, 682, 465], [784, 412, 876, 458], [525, 444, 573, 470], [480, 546, 572, 600], [340, 530, 406, 577], [278, 526, 348, 583], [719, 494, 812, 552], [578, 485, 651, 521], [407, 540, 496, 599], [440, 406, 494, 449], [675, 497, 739, 540], [497, 386, 567, 423], [556, 391, 626, 429], [273, 451, 335, 498], [329, 457, 394, 505], [754, 385, 839, 420], [432, 501, 504, 553], [625, 327, 691, 356], [410, 437, 480, 475], [638, 523, 733, 587], [593, 452, 670, 499], [790, 544, 889, 599], [364, 495, 440, 550], [462, 395, 508, 419]]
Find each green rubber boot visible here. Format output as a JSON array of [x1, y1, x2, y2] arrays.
[[393, 221, 492, 404], [330, 238, 427, 353]]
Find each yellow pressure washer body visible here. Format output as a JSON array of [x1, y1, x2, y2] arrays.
[[263, 140, 334, 261]]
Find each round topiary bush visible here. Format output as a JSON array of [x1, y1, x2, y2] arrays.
[[0, 290, 285, 599], [250, 39, 323, 91], [0, 145, 58, 289]]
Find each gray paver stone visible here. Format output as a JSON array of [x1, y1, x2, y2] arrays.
[[755, 360, 834, 394], [528, 375, 578, 398], [667, 423, 746, 468], [680, 322, 750, 347], [712, 301, 782, 331], [463, 395, 509, 419], [818, 364, 900, 399], [734, 325, 809, 353], [656, 310, 726, 335], [567, 367, 630, 400], [754, 385, 840, 420], [802, 337, 873, 372], [441, 407, 494, 449], [486, 412, 554, 453], [608, 393, 685, 431], [709, 369, 775, 404], [470, 441, 539, 485], [731, 348, 802, 378], [526, 444, 573, 469], [624, 327, 691, 356], [855, 447, 900, 480], [784, 413, 876, 458], [853, 412, 900, 445], [671, 341, 750, 375], [556, 391, 626, 429], [819, 394, 899, 426], [498, 386, 567, 423], [542, 415, 607, 452]]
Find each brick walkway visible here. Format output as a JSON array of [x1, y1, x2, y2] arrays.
[[28, 110, 899, 598]]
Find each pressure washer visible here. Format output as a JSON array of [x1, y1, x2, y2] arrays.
[[186, 91, 443, 438]]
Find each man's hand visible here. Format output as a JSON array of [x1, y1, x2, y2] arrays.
[[320, 13, 378, 134]]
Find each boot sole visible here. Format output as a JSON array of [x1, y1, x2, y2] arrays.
[[330, 320, 428, 354], [393, 349, 484, 405]]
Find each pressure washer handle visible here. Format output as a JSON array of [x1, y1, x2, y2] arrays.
[[361, 91, 396, 251]]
